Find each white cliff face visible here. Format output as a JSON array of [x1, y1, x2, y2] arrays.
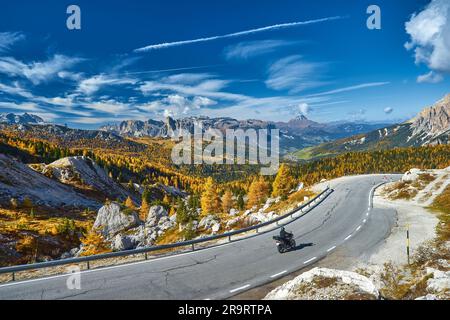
[[411, 94, 450, 138], [264, 268, 379, 300], [93, 202, 141, 239]]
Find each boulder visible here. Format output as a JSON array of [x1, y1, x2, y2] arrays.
[[199, 215, 221, 233], [402, 168, 422, 182], [93, 202, 141, 239], [426, 268, 450, 294], [264, 267, 379, 300], [113, 234, 135, 251], [146, 205, 168, 227]]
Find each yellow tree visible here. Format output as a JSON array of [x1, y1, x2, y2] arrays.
[[247, 177, 269, 209], [272, 164, 294, 199], [201, 177, 220, 215], [80, 229, 111, 256], [140, 198, 150, 221], [124, 196, 135, 209], [221, 190, 234, 214]]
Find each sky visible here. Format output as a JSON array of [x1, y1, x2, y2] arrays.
[[0, 0, 449, 128]]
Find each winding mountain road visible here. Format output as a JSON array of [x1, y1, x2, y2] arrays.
[[0, 174, 401, 300]]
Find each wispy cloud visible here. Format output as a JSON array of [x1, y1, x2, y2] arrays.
[[134, 16, 344, 52], [306, 82, 390, 97], [265, 55, 329, 93], [224, 40, 297, 60], [0, 32, 25, 53], [77, 74, 137, 95], [0, 55, 84, 84]]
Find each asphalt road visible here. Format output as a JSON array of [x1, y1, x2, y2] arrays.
[[0, 174, 401, 300]]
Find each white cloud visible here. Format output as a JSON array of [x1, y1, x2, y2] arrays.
[[0, 101, 42, 112], [0, 81, 34, 99], [0, 32, 25, 52], [134, 16, 344, 52], [139, 75, 247, 102], [224, 40, 296, 60], [265, 55, 329, 93], [77, 74, 137, 95], [384, 107, 394, 114], [0, 55, 84, 84], [417, 71, 444, 83], [405, 0, 450, 78], [298, 103, 310, 115]]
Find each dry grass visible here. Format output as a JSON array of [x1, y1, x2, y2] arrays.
[[266, 189, 316, 214], [0, 206, 95, 267]]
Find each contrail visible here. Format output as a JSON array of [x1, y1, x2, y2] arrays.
[[134, 16, 344, 52]]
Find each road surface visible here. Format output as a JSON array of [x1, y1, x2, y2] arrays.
[[0, 174, 400, 300]]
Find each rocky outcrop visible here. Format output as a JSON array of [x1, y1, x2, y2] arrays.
[[93, 202, 141, 239], [425, 268, 450, 296], [410, 94, 450, 140], [39, 156, 137, 203], [0, 154, 100, 209], [265, 268, 379, 300], [199, 215, 221, 234]]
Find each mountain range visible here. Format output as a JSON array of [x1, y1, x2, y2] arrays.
[[293, 94, 450, 160], [0, 113, 44, 125], [100, 115, 391, 154]]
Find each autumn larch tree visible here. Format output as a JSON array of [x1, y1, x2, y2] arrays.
[[272, 164, 294, 199], [201, 177, 220, 216], [221, 190, 234, 214], [247, 177, 270, 209]]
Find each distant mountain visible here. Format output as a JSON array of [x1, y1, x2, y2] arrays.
[[0, 112, 44, 125], [293, 94, 450, 160], [101, 115, 390, 154]]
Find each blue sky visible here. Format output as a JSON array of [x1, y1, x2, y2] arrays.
[[0, 0, 449, 128]]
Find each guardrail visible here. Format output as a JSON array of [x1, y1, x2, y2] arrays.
[[0, 187, 333, 281]]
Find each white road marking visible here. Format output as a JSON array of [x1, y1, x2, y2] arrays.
[[366, 212, 369, 217], [356, 225, 362, 231], [0, 241, 239, 289], [326, 246, 336, 252], [303, 257, 317, 264], [363, 219, 367, 223], [270, 270, 287, 278], [344, 234, 352, 241], [229, 284, 250, 293]]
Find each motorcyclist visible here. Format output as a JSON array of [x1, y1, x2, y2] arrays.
[[279, 227, 292, 240]]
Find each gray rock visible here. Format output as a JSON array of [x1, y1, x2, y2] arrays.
[[93, 202, 141, 239], [146, 206, 168, 227], [113, 234, 135, 251]]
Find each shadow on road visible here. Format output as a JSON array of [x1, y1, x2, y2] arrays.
[[292, 242, 314, 251]]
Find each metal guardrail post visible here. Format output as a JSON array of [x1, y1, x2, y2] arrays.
[[191, 244, 195, 251], [144, 253, 148, 260], [228, 235, 231, 242], [86, 261, 90, 270], [12, 272, 15, 281]]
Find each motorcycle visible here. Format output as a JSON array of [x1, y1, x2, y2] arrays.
[[273, 233, 296, 253]]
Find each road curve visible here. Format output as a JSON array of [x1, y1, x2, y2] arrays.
[[0, 174, 400, 300]]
